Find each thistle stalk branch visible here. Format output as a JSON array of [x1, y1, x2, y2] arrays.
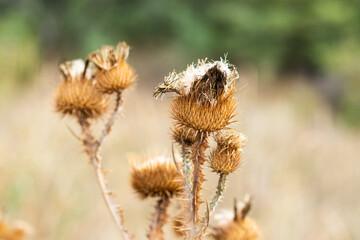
[[189, 132, 208, 239], [78, 117, 132, 240], [147, 195, 170, 240], [197, 173, 227, 234], [98, 91, 123, 147], [181, 144, 193, 220]]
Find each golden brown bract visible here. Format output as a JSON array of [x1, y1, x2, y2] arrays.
[[171, 124, 198, 146], [130, 156, 182, 199], [171, 91, 237, 132], [213, 217, 260, 240], [89, 42, 137, 93], [210, 130, 247, 174], [55, 60, 110, 119]]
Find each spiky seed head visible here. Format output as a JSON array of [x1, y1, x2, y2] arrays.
[[54, 59, 110, 119], [212, 197, 261, 240], [212, 218, 260, 240], [171, 87, 237, 132], [171, 124, 198, 146], [209, 130, 247, 174], [156, 58, 239, 132], [89, 42, 137, 93], [130, 156, 182, 199]]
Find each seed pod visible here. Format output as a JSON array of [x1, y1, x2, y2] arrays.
[[89, 42, 137, 93], [212, 197, 261, 240], [54, 59, 110, 119], [209, 130, 247, 174], [130, 156, 182, 199], [170, 86, 237, 132], [171, 124, 198, 146]]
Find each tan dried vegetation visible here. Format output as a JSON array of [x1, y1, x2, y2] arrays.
[[52, 42, 261, 239]]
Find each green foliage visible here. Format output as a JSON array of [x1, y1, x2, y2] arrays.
[[0, 0, 359, 125]]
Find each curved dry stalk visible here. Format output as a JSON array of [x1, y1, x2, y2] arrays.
[[147, 195, 170, 240], [78, 117, 133, 240]]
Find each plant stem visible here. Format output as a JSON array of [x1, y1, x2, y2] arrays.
[[181, 144, 193, 221], [147, 195, 170, 240], [98, 91, 123, 147], [198, 173, 227, 233], [78, 117, 132, 240], [190, 132, 208, 239]]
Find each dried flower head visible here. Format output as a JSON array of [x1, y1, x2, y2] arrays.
[[171, 124, 198, 146], [89, 42, 137, 93], [155, 58, 239, 132], [209, 130, 247, 174], [130, 156, 182, 199], [54, 59, 110, 119], [212, 196, 261, 240], [0, 216, 32, 240], [171, 90, 237, 132]]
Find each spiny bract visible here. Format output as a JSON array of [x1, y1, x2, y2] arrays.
[[55, 59, 110, 119], [209, 130, 247, 174], [130, 156, 182, 199], [89, 42, 137, 93]]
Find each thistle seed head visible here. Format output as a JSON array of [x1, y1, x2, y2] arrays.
[[212, 197, 261, 240], [209, 130, 247, 174], [89, 42, 137, 93], [212, 217, 260, 240], [130, 156, 182, 199], [54, 59, 110, 119], [171, 124, 198, 146], [170, 87, 237, 132]]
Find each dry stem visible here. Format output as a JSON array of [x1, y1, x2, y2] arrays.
[[147, 195, 170, 240], [78, 93, 132, 240], [189, 132, 208, 239], [197, 173, 227, 234], [98, 91, 123, 146]]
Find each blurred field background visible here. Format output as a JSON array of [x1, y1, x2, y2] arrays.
[[0, 0, 360, 239]]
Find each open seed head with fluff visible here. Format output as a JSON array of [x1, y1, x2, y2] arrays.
[[155, 58, 240, 132], [89, 42, 137, 93], [211, 196, 261, 240]]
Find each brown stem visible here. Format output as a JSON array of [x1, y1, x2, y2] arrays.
[[78, 117, 133, 240], [147, 195, 170, 240], [189, 132, 208, 239], [98, 91, 123, 147]]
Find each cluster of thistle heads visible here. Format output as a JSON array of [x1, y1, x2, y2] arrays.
[[55, 42, 136, 120], [54, 42, 260, 240]]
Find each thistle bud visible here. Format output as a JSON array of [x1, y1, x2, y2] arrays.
[[212, 197, 261, 240], [209, 130, 247, 174], [171, 124, 198, 146], [89, 42, 137, 93], [54, 59, 110, 119], [130, 156, 182, 199]]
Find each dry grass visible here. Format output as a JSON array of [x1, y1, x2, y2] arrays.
[[0, 61, 359, 239]]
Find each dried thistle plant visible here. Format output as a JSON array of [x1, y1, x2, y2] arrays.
[[54, 44, 261, 240], [130, 156, 182, 240], [54, 42, 136, 240], [154, 58, 259, 239], [211, 196, 261, 240]]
